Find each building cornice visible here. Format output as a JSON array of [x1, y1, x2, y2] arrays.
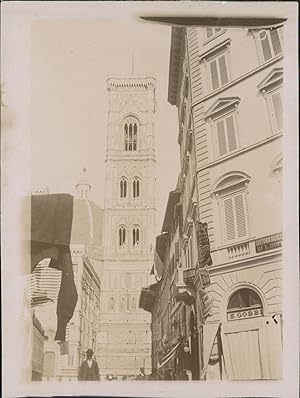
[[106, 76, 156, 90], [168, 27, 185, 106], [105, 155, 156, 162]]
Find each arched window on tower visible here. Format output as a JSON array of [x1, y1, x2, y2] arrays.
[[124, 117, 138, 151], [119, 226, 126, 246], [120, 177, 127, 198], [132, 226, 140, 246], [132, 177, 140, 199]]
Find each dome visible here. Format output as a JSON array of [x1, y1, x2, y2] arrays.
[[71, 198, 104, 248]]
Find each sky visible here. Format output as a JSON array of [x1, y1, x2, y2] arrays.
[[30, 17, 180, 235]]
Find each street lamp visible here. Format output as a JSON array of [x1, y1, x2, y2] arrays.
[[183, 342, 190, 353]]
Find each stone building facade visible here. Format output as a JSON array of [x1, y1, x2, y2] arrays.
[[141, 21, 284, 381], [169, 23, 283, 380]]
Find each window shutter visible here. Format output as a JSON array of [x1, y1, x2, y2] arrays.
[[259, 31, 272, 61], [234, 193, 247, 238], [270, 28, 282, 56], [210, 60, 219, 90], [216, 120, 227, 156], [224, 197, 235, 240], [226, 115, 237, 151], [206, 27, 213, 38], [271, 91, 283, 131], [219, 54, 229, 86]]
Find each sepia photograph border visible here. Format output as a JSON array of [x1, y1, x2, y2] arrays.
[[1, 1, 299, 397]]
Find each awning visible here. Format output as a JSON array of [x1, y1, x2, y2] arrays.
[[138, 286, 157, 312], [158, 340, 182, 369]]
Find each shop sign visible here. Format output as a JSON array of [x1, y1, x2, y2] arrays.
[[199, 268, 210, 287], [255, 233, 282, 253], [196, 221, 213, 267], [183, 268, 196, 286], [227, 307, 263, 321]]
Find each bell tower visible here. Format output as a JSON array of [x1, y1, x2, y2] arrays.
[[97, 76, 156, 378]]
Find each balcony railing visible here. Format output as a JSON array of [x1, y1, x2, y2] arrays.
[[227, 241, 250, 260], [211, 234, 282, 266]]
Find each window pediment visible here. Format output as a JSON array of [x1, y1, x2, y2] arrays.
[[204, 97, 241, 120], [212, 171, 251, 194], [257, 68, 283, 92], [199, 38, 231, 61]]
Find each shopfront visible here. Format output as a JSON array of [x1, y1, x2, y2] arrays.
[[203, 286, 282, 381]]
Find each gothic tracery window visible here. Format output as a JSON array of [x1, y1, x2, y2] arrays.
[[132, 226, 140, 246], [119, 226, 126, 246], [120, 177, 127, 198], [124, 117, 138, 151], [133, 177, 140, 199]]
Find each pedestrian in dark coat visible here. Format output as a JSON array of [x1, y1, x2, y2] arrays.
[[135, 367, 146, 380], [78, 349, 100, 381]]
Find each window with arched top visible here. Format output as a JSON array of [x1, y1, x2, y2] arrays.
[[120, 177, 127, 198], [132, 226, 140, 246], [119, 226, 126, 246], [227, 288, 263, 321], [132, 177, 140, 199], [124, 117, 138, 151], [212, 172, 251, 244]]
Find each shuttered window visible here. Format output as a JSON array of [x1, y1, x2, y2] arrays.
[[223, 192, 248, 241], [206, 27, 222, 39], [271, 90, 283, 131], [258, 28, 283, 63], [216, 114, 237, 156], [208, 53, 229, 91]]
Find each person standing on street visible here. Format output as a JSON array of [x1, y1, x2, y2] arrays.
[[78, 349, 100, 381], [135, 367, 146, 380]]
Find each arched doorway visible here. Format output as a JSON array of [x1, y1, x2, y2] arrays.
[[221, 287, 282, 380]]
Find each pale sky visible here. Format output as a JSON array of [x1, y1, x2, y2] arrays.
[[30, 17, 179, 235]]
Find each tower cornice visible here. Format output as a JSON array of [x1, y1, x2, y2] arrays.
[[106, 76, 156, 91]]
